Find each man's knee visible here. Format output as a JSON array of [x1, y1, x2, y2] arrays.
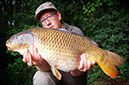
[[33, 71, 59, 85]]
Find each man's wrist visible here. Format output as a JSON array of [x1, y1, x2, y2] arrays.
[[36, 65, 51, 72], [70, 69, 84, 77]]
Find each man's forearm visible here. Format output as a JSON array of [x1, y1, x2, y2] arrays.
[[36, 61, 51, 72], [70, 69, 84, 77]]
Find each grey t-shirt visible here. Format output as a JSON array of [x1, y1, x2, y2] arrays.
[[63, 22, 84, 36]]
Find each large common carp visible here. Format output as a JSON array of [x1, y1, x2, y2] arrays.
[[6, 27, 124, 80]]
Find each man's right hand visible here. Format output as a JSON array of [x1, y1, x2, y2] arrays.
[[21, 45, 51, 72]]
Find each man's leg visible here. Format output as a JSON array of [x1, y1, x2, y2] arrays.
[[33, 71, 60, 85]]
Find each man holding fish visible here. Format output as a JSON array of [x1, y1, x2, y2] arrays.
[[21, 2, 95, 85]]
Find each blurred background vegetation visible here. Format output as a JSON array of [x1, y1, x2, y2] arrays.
[[0, 0, 129, 85]]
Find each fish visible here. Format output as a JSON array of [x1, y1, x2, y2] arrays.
[[6, 27, 124, 80]]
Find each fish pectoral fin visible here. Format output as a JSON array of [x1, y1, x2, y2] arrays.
[[51, 65, 62, 80], [105, 50, 124, 66]]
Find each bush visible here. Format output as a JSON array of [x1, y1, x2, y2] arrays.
[[7, 57, 37, 85], [84, 10, 129, 84]]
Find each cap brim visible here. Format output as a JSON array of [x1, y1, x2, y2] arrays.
[[35, 8, 57, 20]]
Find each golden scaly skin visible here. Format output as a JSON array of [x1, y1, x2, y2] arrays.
[[6, 27, 124, 79], [31, 28, 83, 72], [29, 28, 108, 71]]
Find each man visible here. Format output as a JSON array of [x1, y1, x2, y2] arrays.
[[22, 2, 95, 85]]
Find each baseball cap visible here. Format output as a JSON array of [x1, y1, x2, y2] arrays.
[[35, 2, 57, 20]]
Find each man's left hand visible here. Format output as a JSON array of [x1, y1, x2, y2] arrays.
[[70, 53, 95, 77]]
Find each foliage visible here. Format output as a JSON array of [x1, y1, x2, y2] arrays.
[[81, 0, 119, 22], [82, 0, 113, 17], [80, 0, 129, 84], [7, 57, 37, 85], [0, 0, 129, 85], [82, 1, 129, 83], [83, 7, 129, 84]]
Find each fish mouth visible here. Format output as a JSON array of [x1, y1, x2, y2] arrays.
[[6, 44, 12, 50], [7, 47, 12, 50], [6, 40, 12, 50]]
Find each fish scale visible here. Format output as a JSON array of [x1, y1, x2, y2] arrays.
[[6, 27, 124, 80]]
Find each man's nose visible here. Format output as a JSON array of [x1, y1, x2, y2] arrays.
[[46, 19, 51, 26]]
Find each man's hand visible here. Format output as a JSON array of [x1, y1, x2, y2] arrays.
[[70, 53, 95, 77], [78, 53, 95, 72], [21, 45, 51, 72]]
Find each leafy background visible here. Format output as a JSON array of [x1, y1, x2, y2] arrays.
[[0, 0, 129, 85]]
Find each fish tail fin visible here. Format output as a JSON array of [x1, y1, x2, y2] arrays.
[[97, 50, 124, 78], [105, 50, 124, 66], [97, 57, 117, 78]]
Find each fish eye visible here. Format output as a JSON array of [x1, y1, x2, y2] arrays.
[[15, 37, 18, 40]]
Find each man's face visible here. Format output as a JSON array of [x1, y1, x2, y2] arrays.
[[39, 10, 63, 28]]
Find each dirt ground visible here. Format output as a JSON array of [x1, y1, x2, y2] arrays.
[[90, 78, 129, 85]]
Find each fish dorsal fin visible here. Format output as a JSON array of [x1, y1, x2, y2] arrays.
[[84, 37, 98, 46], [56, 28, 68, 32], [54, 28, 76, 34], [51, 65, 62, 80], [105, 50, 124, 66]]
